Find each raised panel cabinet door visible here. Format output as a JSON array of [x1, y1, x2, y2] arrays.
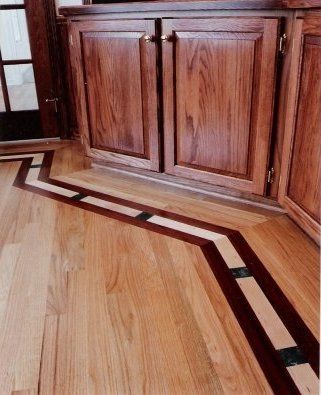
[[279, 14, 321, 244], [162, 18, 280, 195], [69, 19, 159, 171]]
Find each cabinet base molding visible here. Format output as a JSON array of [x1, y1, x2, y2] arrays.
[[282, 197, 320, 245], [92, 159, 285, 213]]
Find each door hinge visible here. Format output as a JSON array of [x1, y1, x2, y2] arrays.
[[279, 33, 287, 55], [267, 167, 275, 184]]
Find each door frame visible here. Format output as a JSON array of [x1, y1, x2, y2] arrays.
[[0, 0, 60, 140], [26, 0, 60, 138]]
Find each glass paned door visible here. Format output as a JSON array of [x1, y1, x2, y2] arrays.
[[0, 0, 59, 141]]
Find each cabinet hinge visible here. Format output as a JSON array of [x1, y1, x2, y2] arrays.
[[267, 167, 275, 184], [279, 33, 287, 55], [69, 34, 73, 46]]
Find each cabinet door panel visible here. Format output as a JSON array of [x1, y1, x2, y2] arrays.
[[176, 31, 258, 177], [279, 14, 321, 243], [162, 18, 279, 194], [82, 32, 146, 156], [70, 20, 159, 171]]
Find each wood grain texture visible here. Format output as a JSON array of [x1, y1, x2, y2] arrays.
[[287, 36, 321, 222], [175, 31, 258, 177], [55, 166, 280, 231], [69, 19, 159, 171], [82, 31, 146, 156], [278, 14, 321, 244], [59, 0, 321, 17], [162, 17, 279, 194], [0, 140, 319, 392], [241, 215, 319, 339], [267, 12, 295, 198], [25, 0, 59, 138]]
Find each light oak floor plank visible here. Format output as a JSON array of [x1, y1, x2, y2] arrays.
[[0, 140, 318, 393]]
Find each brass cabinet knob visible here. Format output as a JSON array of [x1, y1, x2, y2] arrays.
[[144, 35, 153, 43], [160, 34, 169, 42]]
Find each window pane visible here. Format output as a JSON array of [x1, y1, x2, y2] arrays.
[[0, 9, 31, 60], [0, 0, 24, 4], [4, 64, 38, 111]]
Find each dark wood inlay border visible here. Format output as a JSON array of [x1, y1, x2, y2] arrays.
[[201, 242, 300, 394], [228, 232, 320, 376], [0, 150, 319, 392], [38, 151, 234, 236]]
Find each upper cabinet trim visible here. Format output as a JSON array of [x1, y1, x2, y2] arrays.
[[59, 0, 321, 17]]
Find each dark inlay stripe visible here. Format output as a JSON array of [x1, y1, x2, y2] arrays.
[[6, 151, 315, 391], [201, 242, 300, 394], [13, 157, 33, 187], [136, 212, 154, 221], [71, 193, 87, 201], [30, 164, 42, 169], [228, 232, 319, 376], [36, 152, 232, 236], [13, 157, 209, 247], [231, 267, 252, 278], [279, 346, 308, 367]]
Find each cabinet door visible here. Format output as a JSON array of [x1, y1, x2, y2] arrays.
[[162, 18, 279, 194], [70, 20, 159, 171], [279, 14, 321, 243]]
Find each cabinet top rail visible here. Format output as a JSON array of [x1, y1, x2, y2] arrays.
[[59, 0, 321, 16]]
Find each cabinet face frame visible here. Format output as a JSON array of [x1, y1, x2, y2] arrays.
[[69, 19, 160, 171], [278, 13, 321, 244], [162, 17, 280, 195]]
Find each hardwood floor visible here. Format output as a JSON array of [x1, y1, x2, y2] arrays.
[[0, 140, 319, 394]]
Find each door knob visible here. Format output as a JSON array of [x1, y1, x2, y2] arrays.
[[143, 35, 154, 43], [160, 35, 170, 42]]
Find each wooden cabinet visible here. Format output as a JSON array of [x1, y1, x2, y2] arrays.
[[162, 18, 280, 194], [69, 19, 160, 171], [69, 15, 280, 193], [279, 13, 321, 244], [62, 2, 321, 242]]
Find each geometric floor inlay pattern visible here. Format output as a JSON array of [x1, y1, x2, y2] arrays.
[[0, 150, 319, 394]]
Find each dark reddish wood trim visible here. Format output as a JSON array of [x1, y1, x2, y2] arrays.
[[12, 157, 34, 185], [0, 49, 11, 112], [59, 0, 321, 16], [10, 156, 210, 246], [0, 4, 25, 10], [229, 231, 320, 376], [2, 59, 32, 66], [201, 242, 300, 394], [60, 1, 282, 16], [284, 0, 321, 7], [0, 150, 53, 156], [25, 0, 59, 138]]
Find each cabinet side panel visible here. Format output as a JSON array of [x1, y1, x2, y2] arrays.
[[287, 37, 321, 223]]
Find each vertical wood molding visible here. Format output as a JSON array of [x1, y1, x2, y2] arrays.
[[278, 14, 321, 244]]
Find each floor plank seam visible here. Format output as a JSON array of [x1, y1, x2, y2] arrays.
[[0, 150, 319, 394]]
